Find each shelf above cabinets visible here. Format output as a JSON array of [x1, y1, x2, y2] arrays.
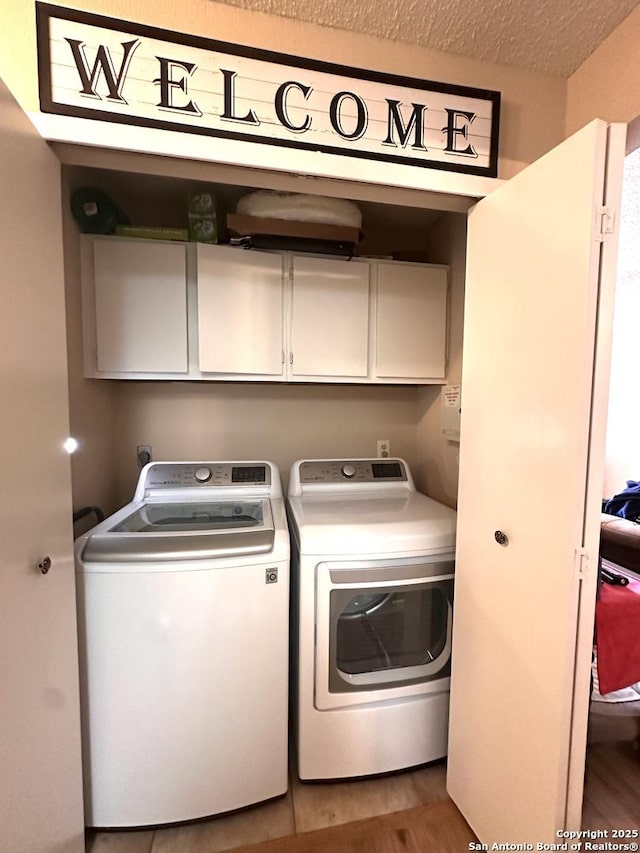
[[80, 236, 448, 384]]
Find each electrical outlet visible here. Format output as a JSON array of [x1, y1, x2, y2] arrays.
[[377, 439, 390, 458], [137, 445, 152, 468]]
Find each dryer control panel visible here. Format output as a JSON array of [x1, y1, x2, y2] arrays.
[[299, 459, 407, 484]]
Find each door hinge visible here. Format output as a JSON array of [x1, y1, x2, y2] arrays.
[[596, 206, 615, 242], [574, 547, 590, 580]]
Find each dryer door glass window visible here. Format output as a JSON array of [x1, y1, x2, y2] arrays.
[[328, 579, 453, 693]]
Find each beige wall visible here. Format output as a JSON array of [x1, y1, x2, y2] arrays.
[[111, 382, 419, 505], [0, 0, 566, 180], [415, 214, 467, 507], [62, 169, 119, 521], [567, 7, 640, 135]]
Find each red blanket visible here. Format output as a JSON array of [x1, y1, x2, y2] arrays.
[[595, 576, 640, 695]]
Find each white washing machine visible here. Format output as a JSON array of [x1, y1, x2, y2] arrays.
[[75, 461, 289, 828], [287, 457, 456, 781]]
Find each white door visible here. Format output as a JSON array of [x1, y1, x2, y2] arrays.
[[447, 120, 624, 843], [289, 255, 370, 379], [0, 79, 84, 851]]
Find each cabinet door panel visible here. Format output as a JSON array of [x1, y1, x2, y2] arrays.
[[197, 246, 284, 376], [448, 120, 624, 842], [291, 256, 369, 378], [93, 240, 187, 373], [375, 264, 447, 379], [0, 76, 84, 853]]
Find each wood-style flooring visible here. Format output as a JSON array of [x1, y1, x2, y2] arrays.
[[85, 759, 474, 853], [583, 709, 640, 829], [85, 711, 640, 853]]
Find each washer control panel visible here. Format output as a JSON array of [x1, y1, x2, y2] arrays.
[[299, 459, 407, 484], [143, 463, 271, 490]]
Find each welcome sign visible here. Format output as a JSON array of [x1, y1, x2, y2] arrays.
[[36, 3, 501, 177]]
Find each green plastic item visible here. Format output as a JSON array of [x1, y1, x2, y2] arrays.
[[115, 226, 189, 241], [188, 189, 218, 243]]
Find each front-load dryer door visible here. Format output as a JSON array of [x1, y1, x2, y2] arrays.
[[315, 556, 454, 710]]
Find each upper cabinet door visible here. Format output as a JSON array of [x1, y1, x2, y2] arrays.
[[447, 120, 625, 844], [91, 238, 188, 374], [375, 263, 447, 381], [289, 256, 370, 379], [197, 245, 284, 377]]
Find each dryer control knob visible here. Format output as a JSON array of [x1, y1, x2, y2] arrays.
[[194, 466, 212, 483], [341, 463, 357, 479]]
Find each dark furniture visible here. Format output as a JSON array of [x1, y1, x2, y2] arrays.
[[600, 513, 640, 574]]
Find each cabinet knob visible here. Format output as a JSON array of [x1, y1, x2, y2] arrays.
[[38, 556, 52, 574], [494, 531, 509, 546]]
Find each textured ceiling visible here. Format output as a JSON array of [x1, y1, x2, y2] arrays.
[[213, 0, 639, 77]]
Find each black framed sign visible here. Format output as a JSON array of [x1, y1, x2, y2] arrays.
[[36, 3, 501, 178]]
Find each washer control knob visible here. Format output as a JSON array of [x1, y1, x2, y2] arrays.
[[341, 463, 357, 479], [194, 466, 212, 483]]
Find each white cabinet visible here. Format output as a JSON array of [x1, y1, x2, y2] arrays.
[[81, 236, 448, 384], [374, 262, 447, 381], [288, 256, 370, 380], [197, 244, 284, 377], [83, 237, 188, 376]]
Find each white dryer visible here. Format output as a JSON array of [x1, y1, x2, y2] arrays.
[[75, 461, 289, 828], [287, 458, 456, 780]]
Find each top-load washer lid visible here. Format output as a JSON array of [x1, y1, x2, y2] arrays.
[[82, 497, 275, 562], [287, 458, 457, 556], [112, 500, 265, 533], [79, 461, 283, 564]]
